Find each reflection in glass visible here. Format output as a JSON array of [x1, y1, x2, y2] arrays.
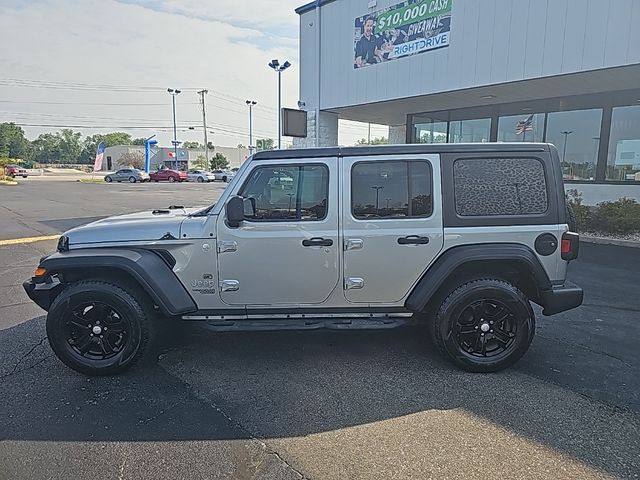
[[497, 113, 544, 143], [448, 118, 491, 143], [240, 165, 328, 220], [545, 109, 601, 181], [412, 116, 448, 143], [607, 105, 640, 182], [352, 161, 432, 218]]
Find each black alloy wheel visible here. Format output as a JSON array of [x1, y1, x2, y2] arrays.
[[433, 278, 535, 372], [47, 281, 155, 375]]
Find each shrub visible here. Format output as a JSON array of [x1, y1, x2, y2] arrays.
[[565, 189, 592, 232], [590, 197, 640, 234]]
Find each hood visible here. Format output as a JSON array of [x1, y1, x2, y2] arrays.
[[65, 207, 203, 246]]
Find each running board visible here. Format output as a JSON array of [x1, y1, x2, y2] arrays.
[[182, 313, 413, 332]]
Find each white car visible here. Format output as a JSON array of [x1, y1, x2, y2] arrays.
[[212, 170, 235, 182], [187, 170, 216, 183]]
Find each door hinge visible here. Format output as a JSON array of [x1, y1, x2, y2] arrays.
[[218, 241, 237, 253], [220, 280, 240, 292], [344, 238, 364, 251], [345, 277, 365, 290]]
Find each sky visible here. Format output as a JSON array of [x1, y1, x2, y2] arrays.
[[0, 0, 388, 149]]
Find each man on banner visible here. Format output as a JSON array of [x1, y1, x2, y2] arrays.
[[93, 142, 105, 171]]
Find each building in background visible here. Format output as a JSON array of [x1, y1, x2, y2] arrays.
[[294, 0, 640, 203], [100, 145, 250, 171]]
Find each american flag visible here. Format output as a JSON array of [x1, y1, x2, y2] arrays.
[[515, 114, 534, 135], [93, 142, 105, 171]]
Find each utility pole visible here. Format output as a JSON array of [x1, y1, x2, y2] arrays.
[[167, 88, 181, 170], [198, 89, 209, 165]]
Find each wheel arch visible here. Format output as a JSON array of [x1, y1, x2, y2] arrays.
[[37, 248, 197, 316], [405, 243, 552, 314]]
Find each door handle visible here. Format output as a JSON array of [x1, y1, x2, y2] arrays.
[[397, 235, 430, 245], [302, 237, 333, 247]]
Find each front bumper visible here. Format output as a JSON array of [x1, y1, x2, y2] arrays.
[[540, 281, 583, 315], [23, 276, 63, 311]]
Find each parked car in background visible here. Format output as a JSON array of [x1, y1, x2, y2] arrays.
[[187, 169, 216, 183], [5, 164, 28, 178], [212, 169, 235, 182], [149, 168, 187, 183], [104, 169, 149, 183]]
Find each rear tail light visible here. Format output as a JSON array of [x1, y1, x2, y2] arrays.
[[561, 232, 579, 261]]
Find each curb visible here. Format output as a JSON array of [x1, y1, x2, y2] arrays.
[[0, 180, 18, 186], [581, 236, 640, 249]]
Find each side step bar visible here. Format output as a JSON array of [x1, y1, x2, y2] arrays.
[[182, 313, 414, 332]]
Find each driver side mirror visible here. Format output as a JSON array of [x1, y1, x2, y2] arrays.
[[226, 196, 255, 227]]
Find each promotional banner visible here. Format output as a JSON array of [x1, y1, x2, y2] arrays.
[[354, 0, 452, 69]]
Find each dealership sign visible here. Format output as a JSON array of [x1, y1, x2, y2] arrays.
[[354, 0, 451, 69]]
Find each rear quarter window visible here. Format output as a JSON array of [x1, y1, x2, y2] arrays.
[[453, 157, 548, 216]]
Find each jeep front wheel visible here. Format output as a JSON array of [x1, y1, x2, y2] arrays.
[[432, 279, 535, 372], [46, 280, 155, 376]]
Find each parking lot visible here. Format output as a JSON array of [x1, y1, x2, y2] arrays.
[[1, 178, 639, 479]]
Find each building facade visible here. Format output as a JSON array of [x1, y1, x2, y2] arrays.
[[101, 145, 250, 172], [295, 0, 640, 203]]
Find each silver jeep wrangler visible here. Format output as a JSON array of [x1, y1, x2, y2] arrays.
[[24, 143, 582, 375]]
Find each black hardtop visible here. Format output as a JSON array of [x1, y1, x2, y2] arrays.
[[252, 143, 553, 161]]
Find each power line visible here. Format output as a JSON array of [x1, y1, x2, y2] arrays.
[[0, 100, 200, 106]]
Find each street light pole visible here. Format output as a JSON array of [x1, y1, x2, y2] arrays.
[[167, 88, 181, 170], [268, 59, 291, 149], [198, 89, 209, 165], [561, 130, 573, 161], [371, 185, 383, 214], [246, 100, 257, 155]]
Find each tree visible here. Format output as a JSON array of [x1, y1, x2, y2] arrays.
[[356, 136, 388, 145], [131, 137, 146, 146], [80, 132, 133, 163], [193, 155, 208, 170], [210, 152, 229, 170], [57, 129, 83, 164], [0, 123, 32, 160], [256, 138, 274, 151], [32, 132, 62, 163], [182, 141, 202, 149], [237, 143, 246, 148], [119, 151, 145, 170]]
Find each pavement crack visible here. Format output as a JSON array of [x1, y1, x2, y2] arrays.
[[118, 457, 126, 480], [536, 333, 634, 368], [0, 336, 50, 381], [581, 302, 640, 313], [137, 401, 185, 425]]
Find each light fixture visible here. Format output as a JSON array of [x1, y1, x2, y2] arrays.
[[480, 94, 496, 100], [521, 107, 533, 112]]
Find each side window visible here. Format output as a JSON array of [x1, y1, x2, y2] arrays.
[[453, 157, 548, 216], [239, 164, 328, 221], [351, 161, 433, 219]]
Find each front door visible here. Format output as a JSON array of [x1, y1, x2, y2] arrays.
[[216, 157, 340, 306], [342, 155, 444, 304]]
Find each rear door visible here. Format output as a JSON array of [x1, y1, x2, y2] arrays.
[[342, 154, 444, 304]]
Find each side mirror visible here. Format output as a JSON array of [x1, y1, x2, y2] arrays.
[[226, 196, 245, 227]]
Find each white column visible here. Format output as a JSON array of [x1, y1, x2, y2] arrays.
[[389, 125, 408, 144], [293, 110, 339, 148]]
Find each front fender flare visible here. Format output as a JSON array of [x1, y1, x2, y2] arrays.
[[36, 248, 197, 316]]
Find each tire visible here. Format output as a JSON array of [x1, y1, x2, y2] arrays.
[[168, 176, 176, 183], [566, 203, 577, 232], [129, 176, 136, 183], [105, 176, 112, 182], [432, 278, 535, 373], [22, 175, 27, 178], [197, 176, 204, 183], [46, 280, 156, 376], [222, 176, 228, 182]]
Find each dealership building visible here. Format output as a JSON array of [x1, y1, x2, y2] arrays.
[[294, 0, 640, 203]]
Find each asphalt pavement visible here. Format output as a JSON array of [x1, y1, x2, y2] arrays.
[[0, 179, 638, 479]]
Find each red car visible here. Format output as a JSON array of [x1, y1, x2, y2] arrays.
[[149, 168, 187, 183], [5, 164, 28, 178]]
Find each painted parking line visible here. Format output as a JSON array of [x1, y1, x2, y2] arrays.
[[0, 235, 59, 246]]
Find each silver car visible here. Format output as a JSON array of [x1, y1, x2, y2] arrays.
[[212, 169, 235, 182], [187, 170, 216, 183], [104, 169, 149, 183]]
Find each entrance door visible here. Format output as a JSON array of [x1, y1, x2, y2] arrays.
[[342, 155, 444, 304], [216, 158, 340, 306]]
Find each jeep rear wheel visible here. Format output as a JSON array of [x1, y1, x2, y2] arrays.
[[432, 279, 535, 372], [46, 280, 156, 376]]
